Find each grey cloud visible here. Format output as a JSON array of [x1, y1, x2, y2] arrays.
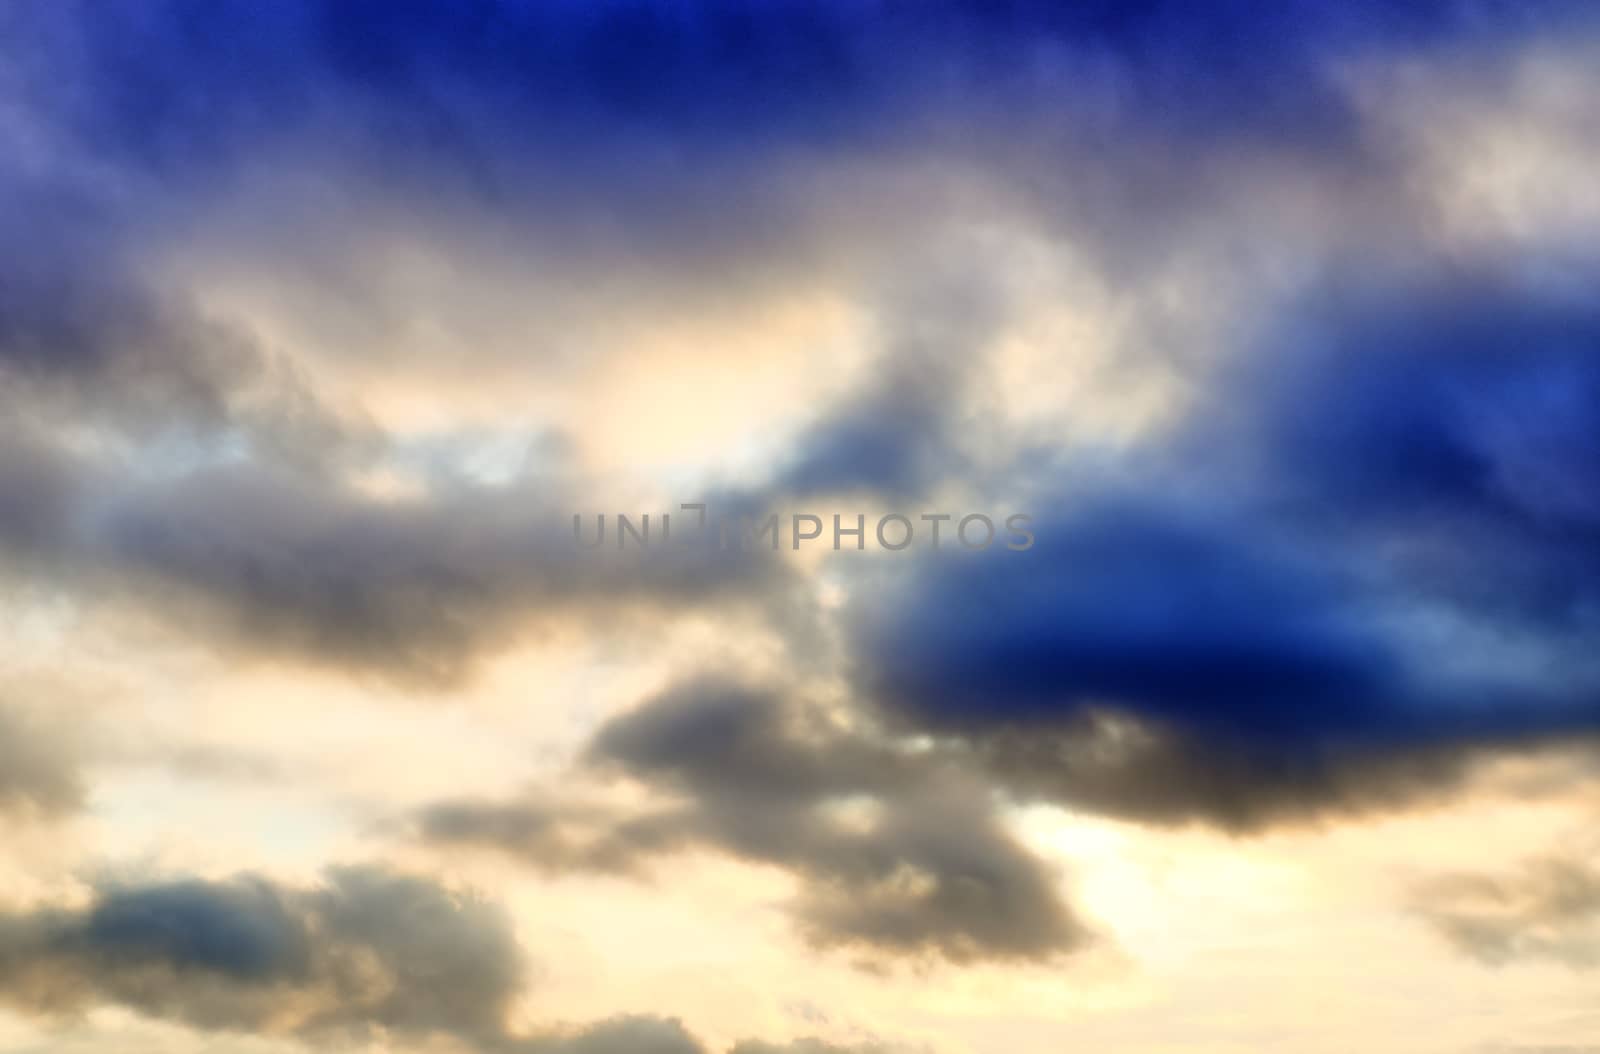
[[507, 1015, 708, 1054], [0, 145, 807, 678], [421, 677, 1090, 965], [0, 702, 84, 821], [0, 866, 522, 1042], [513, 1018, 912, 1054], [91, 464, 788, 685], [418, 796, 690, 878], [0, 172, 378, 473], [0, 863, 910, 1054], [1411, 853, 1600, 968], [775, 354, 963, 503], [0, 431, 89, 566], [730, 1042, 911, 1054], [0, 411, 791, 686], [773, 276, 999, 504]]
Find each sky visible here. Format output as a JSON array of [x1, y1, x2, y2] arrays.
[[2, 2, 1600, 1052]]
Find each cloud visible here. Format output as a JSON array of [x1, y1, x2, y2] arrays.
[[0, 863, 920, 1053], [0, 166, 377, 472], [1411, 852, 1600, 968], [422, 676, 1090, 965], [5, 0, 1580, 326], [0, 391, 790, 687], [772, 278, 997, 502], [729, 1042, 911, 1054], [0, 867, 522, 1042], [0, 144, 797, 685], [850, 496, 1571, 831], [847, 264, 1600, 831], [510, 1016, 708, 1054], [5, 0, 1599, 697], [0, 865, 714, 1054], [0, 431, 89, 565], [417, 795, 686, 878], [91, 464, 788, 685], [4, 2, 1600, 1050], [0, 702, 84, 821], [12, 1, 1579, 172]]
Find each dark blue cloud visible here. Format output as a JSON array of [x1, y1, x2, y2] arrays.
[[1239, 274, 1600, 623], [852, 265, 1600, 828], [863, 502, 1408, 746], [7, 0, 1590, 181]]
